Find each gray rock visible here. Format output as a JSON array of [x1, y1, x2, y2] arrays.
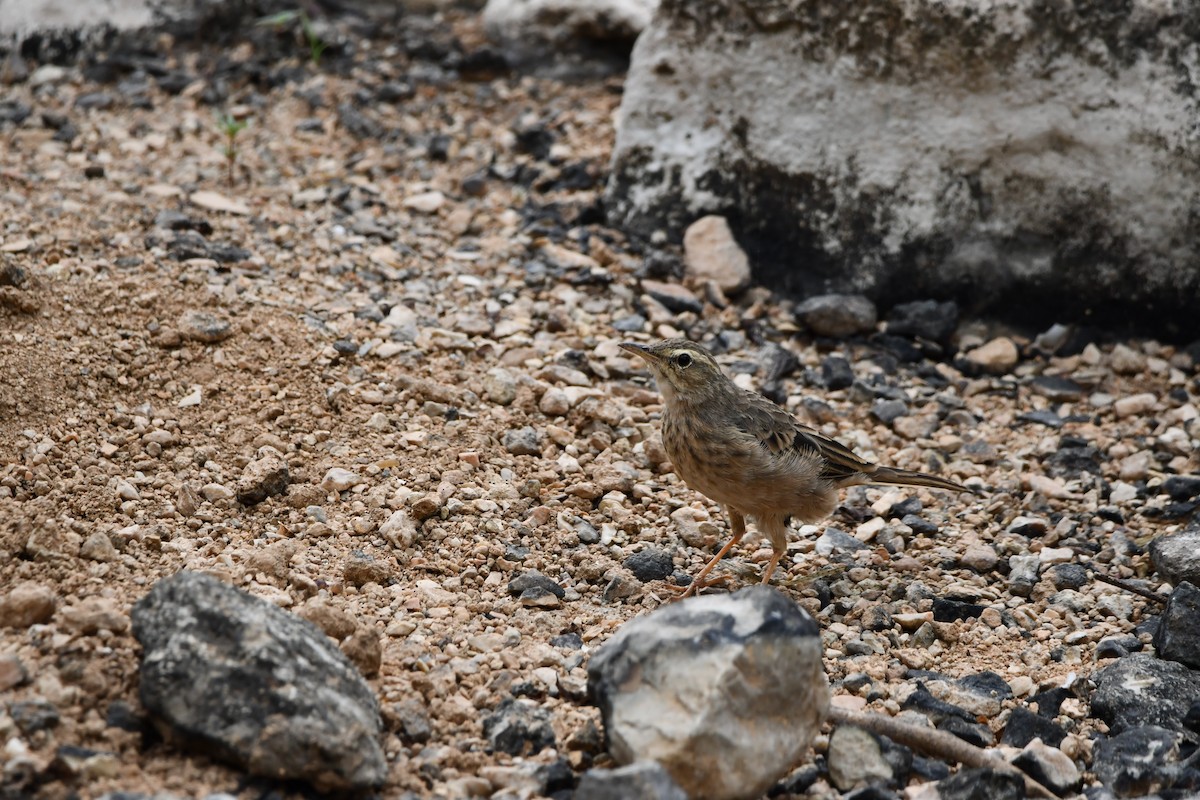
[[623, 548, 674, 583], [1007, 555, 1040, 598], [1092, 726, 1187, 798], [935, 767, 1024, 800], [575, 761, 687, 800], [131, 572, 385, 792], [235, 447, 289, 505], [178, 310, 233, 344], [1154, 581, 1200, 669], [815, 527, 869, 555], [794, 293, 877, 338], [482, 698, 556, 756], [1090, 653, 1200, 739], [827, 725, 892, 790], [588, 586, 829, 800], [504, 426, 542, 456], [508, 570, 565, 598], [1163, 475, 1200, 502], [1149, 528, 1200, 587], [607, 1, 1200, 336], [886, 300, 959, 343], [1011, 739, 1080, 796]]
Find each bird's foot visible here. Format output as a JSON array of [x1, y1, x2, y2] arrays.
[[663, 572, 733, 599]]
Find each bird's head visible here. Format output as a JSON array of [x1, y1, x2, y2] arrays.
[[618, 339, 727, 404]]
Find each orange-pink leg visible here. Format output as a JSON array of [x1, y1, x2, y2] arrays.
[[673, 508, 746, 599]]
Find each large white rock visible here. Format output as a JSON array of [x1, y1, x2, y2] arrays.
[[587, 586, 829, 800], [606, 1, 1200, 336]]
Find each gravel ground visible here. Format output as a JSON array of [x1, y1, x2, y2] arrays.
[[1, 9, 1198, 800]]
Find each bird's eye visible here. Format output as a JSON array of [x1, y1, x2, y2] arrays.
[[675, 353, 693, 368]]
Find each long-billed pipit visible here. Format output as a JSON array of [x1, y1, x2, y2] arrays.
[[621, 338, 967, 597]]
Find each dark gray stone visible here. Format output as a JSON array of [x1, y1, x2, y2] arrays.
[[1154, 581, 1200, 669], [1164, 476, 1200, 502], [885, 300, 959, 343], [482, 698, 555, 756], [131, 571, 385, 792], [575, 762, 687, 800], [623, 548, 674, 583], [508, 570, 565, 599], [503, 426, 542, 456], [1092, 726, 1186, 798], [1001, 707, 1066, 748], [1091, 654, 1200, 739], [588, 586, 828, 800], [8, 699, 60, 735], [794, 293, 877, 338], [935, 767, 1024, 800], [1150, 528, 1200, 587], [820, 356, 855, 390], [1049, 563, 1088, 590]]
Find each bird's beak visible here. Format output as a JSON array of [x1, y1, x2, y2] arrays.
[[618, 342, 657, 363]]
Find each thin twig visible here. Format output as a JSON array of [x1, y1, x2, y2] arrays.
[[1089, 569, 1167, 606], [827, 706, 1057, 799]]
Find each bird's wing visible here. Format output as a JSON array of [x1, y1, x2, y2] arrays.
[[730, 389, 875, 482]]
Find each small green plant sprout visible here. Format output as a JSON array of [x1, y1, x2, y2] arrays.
[[216, 113, 248, 188], [258, 9, 328, 66]]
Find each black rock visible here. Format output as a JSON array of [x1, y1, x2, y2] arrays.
[[154, 210, 212, 235], [820, 356, 855, 390], [8, 699, 59, 734], [1044, 442, 1102, 479], [1092, 726, 1184, 798], [1154, 581, 1200, 669], [1164, 475, 1200, 502], [391, 698, 432, 744], [482, 698, 556, 756], [0, 100, 32, 125], [1029, 687, 1070, 718], [768, 763, 821, 796], [843, 786, 899, 800], [514, 122, 555, 160], [1091, 653, 1200, 737], [878, 735, 914, 786], [131, 571, 385, 792], [933, 598, 987, 622], [623, 548, 674, 583], [888, 496, 923, 518], [1048, 563, 1088, 590], [104, 700, 145, 734], [1095, 634, 1142, 660], [75, 91, 117, 110], [1017, 409, 1063, 428], [909, 755, 951, 781], [376, 81, 415, 103], [901, 687, 975, 724], [508, 570, 566, 599], [936, 715, 992, 747], [337, 103, 384, 139], [935, 767, 1024, 800], [1029, 375, 1087, 402], [550, 632, 583, 650], [1001, 707, 1067, 748], [574, 762, 687, 800], [885, 300, 958, 342]]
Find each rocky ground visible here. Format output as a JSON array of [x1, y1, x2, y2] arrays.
[[1, 6, 1199, 800]]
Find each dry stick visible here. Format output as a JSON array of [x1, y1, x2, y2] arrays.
[[1089, 568, 1167, 606], [827, 706, 1057, 799]]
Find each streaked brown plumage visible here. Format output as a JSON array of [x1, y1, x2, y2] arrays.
[[620, 338, 967, 596]]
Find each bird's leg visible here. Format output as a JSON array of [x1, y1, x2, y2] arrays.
[[759, 517, 789, 587], [671, 507, 746, 598]]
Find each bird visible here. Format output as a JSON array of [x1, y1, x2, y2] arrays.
[[620, 338, 967, 597]]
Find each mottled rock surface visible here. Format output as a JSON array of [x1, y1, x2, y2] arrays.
[[588, 586, 829, 800], [131, 571, 385, 792]]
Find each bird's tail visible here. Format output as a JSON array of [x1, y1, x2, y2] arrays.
[[867, 466, 969, 493]]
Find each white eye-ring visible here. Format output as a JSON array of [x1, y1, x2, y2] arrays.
[[675, 352, 693, 368]]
